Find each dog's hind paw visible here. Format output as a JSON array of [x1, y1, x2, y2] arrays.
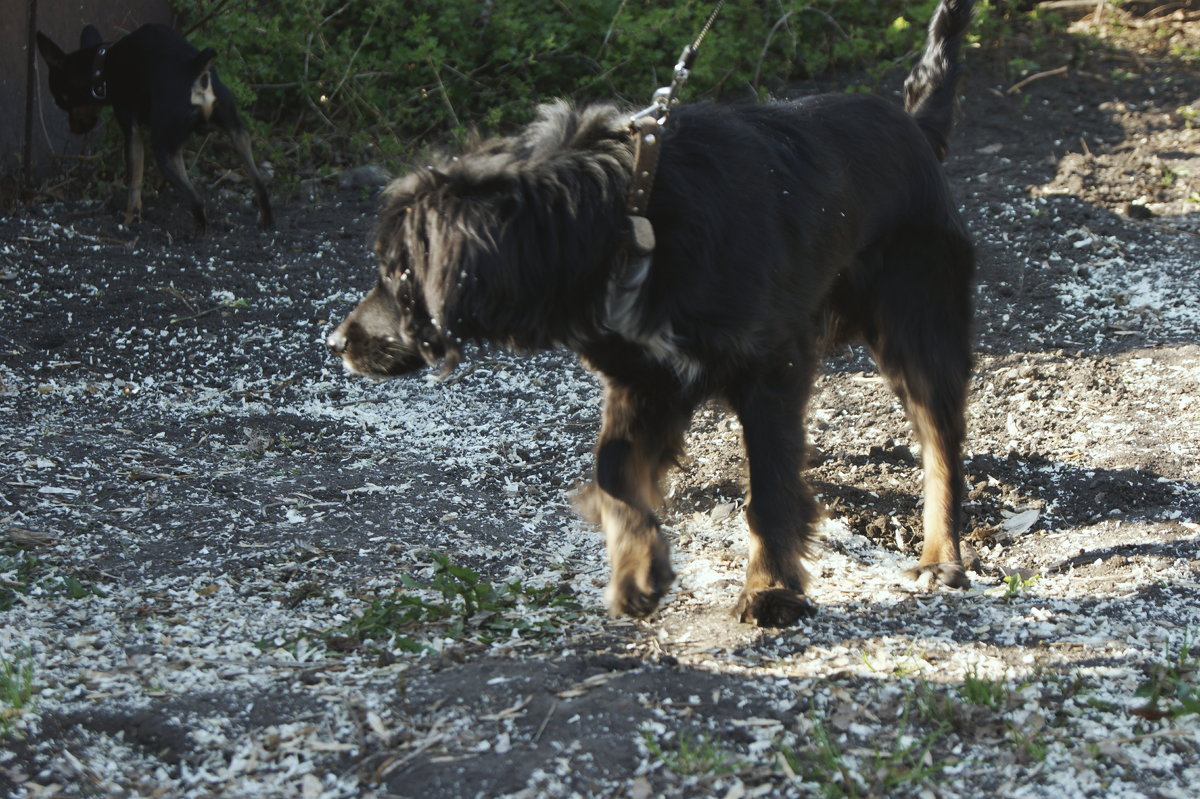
[[904, 562, 969, 589], [735, 587, 816, 628]]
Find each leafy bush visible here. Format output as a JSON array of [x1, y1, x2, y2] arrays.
[[166, 0, 1068, 180], [172, 0, 975, 166]]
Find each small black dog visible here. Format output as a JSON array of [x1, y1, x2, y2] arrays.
[[329, 0, 975, 627], [36, 23, 273, 233]]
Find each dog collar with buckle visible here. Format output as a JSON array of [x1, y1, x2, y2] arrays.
[[625, 116, 661, 256], [622, 0, 723, 259], [90, 45, 108, 100]]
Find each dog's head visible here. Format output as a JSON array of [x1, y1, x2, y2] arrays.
[[328, 101, 634, 380], [36, 26, 107, 134], [325, 166, 481, 379], [325, 236, 455, 379]]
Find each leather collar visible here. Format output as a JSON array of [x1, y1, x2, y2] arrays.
[[90, 46, 108, 100], [625, 116, 662, 255]]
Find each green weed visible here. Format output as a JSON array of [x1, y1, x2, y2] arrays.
[[960, 666, 1010, 710], [1007, 718, 1049, 763], [642, 728, 744, 777], [0, 649, 35, 739], [1, 540, 105, 611], [778, 691, 955, 799], [316, 553, 581, 656], [988, 572, 1040, 599], [1135, 634, 1200, 720]]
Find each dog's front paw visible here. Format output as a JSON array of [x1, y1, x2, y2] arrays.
[[904, 562, 969, 589], [605, 538, 674, 619], [735, 587, 816, 628]]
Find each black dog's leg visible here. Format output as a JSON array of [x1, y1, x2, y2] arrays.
[[729, 354, 819, 627], [862, 230, 973, 588], [152, 139, 207, 234], [583, 379, 689, 619], [115, 110, 144, 226], [212, 82, 273, 229]]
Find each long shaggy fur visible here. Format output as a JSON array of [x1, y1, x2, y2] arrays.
[[330, 0, 976, 627]]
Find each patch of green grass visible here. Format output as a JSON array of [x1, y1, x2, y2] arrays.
[[908, 678, 959, 725], [642, 728, 744, 777], [0, 649, 35, 740], [1, 540, 106, 612], [1006, 56, 1040, 80], [1007, 717, 1049, 763], [307, 553, 582, 657], [960, 666, 1010, 710], [779, 715, 855, 797], [778, 689, 956, 799], [1135, 634, 1200, 720], [1169, 42, 1200, 63]]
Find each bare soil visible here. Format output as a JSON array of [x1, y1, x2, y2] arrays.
[[2, 8, 1199, 798]]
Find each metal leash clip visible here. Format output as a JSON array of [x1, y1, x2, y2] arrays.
[[629, 0, 724, 124]]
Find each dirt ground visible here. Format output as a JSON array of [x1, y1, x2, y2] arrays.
[[2, 6, 1199, 798]]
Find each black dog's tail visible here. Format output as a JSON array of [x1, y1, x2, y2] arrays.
[[903, 0, 974, 161]]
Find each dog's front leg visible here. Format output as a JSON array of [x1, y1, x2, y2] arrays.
[[117, 114, 143, 226], [730, 364, 818, 628], [584, 381, 688, 619]]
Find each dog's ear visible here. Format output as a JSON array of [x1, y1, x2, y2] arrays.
[[191, 48, 217, 77], [80, 25, 103, 49], [36, 32, 66, 70]]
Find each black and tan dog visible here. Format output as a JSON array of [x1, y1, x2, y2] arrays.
[[329, 0, 975, 627], [36, 23, 273, 233]]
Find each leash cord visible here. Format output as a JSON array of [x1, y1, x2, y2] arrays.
[[630, 0, 725, 123]]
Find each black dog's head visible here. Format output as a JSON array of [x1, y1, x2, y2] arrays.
[[325, 165, 483, 379], [325, 234, 454, 379], [36, 26, 107, 134], [328, 102, 634, 379]]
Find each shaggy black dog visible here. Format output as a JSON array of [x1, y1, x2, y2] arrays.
[[329, 0, 975, 627]]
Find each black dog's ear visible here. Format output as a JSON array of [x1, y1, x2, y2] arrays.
[[191, 47, 217, 76], [35, 32, 66, 69], [80, 25, 103, 49]]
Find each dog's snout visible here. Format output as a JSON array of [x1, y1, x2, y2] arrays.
[[326, 328, 347, 354]]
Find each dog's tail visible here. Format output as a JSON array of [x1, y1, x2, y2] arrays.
[[903, 0, 974, 161]]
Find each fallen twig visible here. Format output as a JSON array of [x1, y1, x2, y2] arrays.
[[170, 307, 222, 324], [1008, 65, 1069, 94]]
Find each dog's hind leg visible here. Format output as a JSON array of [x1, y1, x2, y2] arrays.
[[153, 142, 207, 234], [226, 126, 273, 229], [859, 229, 973, 588], [728, 354, 819, 627], [212, 82, 274, 229], [587, 379, 689, 619]]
